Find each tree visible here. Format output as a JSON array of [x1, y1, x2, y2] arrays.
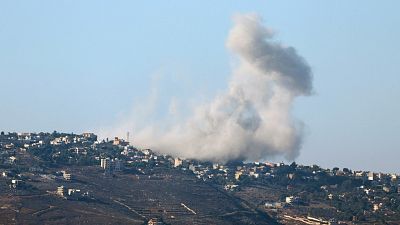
[[343, 168, 351, 173]]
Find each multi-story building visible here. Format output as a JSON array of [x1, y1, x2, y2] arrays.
[[100, 158, 111, 170], [57, 186, 66, 196], [368, 171, 375, 181], [62, 171, 72, 181]]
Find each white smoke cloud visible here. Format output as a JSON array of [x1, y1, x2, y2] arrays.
[[102, 13, 313, 163]]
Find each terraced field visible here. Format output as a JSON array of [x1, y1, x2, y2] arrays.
[[0, 166, 279, 225]]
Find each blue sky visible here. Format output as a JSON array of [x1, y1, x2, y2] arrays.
[[1, 1, 399, 173]]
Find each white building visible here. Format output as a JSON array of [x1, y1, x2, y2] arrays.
[[174, 158, 183, 167], [57, 186, 66, 196], [68, 188, 81, 196], [285, 196, 294, 204], [235, 171, 243, 180], [100, 158, 111, 170], [8, 156, 17, 164], [368, 172, 375, 181], [62, 171, 72, 181], [11, 179, 22, 189]]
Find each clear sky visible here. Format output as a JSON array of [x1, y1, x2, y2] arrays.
[[1, 1, 399, 173]]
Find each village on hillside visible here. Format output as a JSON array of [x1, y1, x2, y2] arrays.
[[1, 131, 399, 225]]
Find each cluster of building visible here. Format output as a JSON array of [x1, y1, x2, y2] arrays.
[[56, 185, 89, 200], [170, 157, 400, 217], [99, 157, 123, 173], [1, 131, 399, 222]]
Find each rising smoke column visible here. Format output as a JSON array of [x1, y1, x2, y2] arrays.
[[130, 13, 313, 162]]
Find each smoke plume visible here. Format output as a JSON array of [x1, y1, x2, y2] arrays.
[[105, 13, 313, 162]]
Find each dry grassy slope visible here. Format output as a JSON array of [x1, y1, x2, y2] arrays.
[[0, 166, 279, 225]]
